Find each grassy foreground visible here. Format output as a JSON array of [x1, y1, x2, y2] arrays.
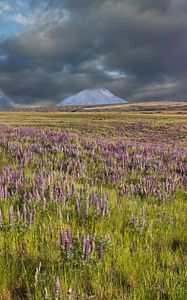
[[0, 111, 186, 299]]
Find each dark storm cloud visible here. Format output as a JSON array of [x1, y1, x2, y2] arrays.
[[0, 0, 187, 105]]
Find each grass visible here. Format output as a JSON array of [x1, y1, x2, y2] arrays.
[[0, 111, 186, 299]]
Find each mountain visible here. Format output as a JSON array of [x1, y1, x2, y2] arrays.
[[57, 88, 128, 106]]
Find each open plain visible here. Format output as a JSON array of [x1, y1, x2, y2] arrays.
[[0, 107, 186, 299]]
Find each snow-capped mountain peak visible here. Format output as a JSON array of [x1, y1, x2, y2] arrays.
[[57, 88, 127, 106]]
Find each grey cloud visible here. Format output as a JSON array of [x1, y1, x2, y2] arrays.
[[0, 88, 15, 108], [0, 0, 187, 105]]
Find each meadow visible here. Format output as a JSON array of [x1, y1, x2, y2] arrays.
[[0, 111, 186, 299]]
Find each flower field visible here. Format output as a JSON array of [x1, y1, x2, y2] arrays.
[[0, 112, 186, 299]]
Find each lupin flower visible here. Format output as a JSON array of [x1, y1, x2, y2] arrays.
[[132, 216, 137, 226], [98, 241, 104, 261], [15, 181, 19, 195], [85, 196, 89, 216], [59, 191, 64, 205], [42, 194, 46, 212], [83, 236, 90, 261], [67, 227, 72, 246], [60, 230, 67, 247], [79, 187, 83, 197], [4, 185, 8, 199], [76, 196, 80, 213], [17, 208, 21, 223], [65, 239, 71, 257], [9, 206, 14, 225], [71, 182, 75, 196], [55, 276, 61, 295], [35, 190, 40, 202], [0, 209, 3, 225]]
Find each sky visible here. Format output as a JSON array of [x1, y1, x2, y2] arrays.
[[0, 0, 187, 107]]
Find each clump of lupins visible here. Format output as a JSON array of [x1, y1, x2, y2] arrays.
[[59, 227, 108, 262]]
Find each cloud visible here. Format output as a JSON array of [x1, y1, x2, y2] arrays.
[[0, 3, 11, 14], [0, 88, 15, 108], [9, 13, 33, 26], [0, 0, 187, 106]]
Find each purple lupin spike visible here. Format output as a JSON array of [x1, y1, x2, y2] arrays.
[[35, 190, 40, 202], [65, 239, 71, 257], [60, 229, 67, 247], [98, 241, 104, 261], [42, 194, 46, 212], [76, 196, 80, 213], [85, 196, 89, 216], [55, 276, 61, 295], [0, 209, 3, 225], [23, 204, 27, 223], [17, 208, 21, 223], [15, 181, 19, 195], [67, 227, 72, 247], [83, 236, 90, 261], [4, 185, 8, 199], [59, 190, 64, 205], [79, 187, 83, 198], [132, 216, 137, 226], [95, 197, 100, 213], [71, 182, 75, 196], [9, 206, 14, 225]]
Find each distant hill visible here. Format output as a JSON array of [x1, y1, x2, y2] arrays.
[[57, 88, 128, 106]]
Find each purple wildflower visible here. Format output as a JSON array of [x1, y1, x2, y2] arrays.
[[0, 209, 3, 225], [60, 230, 67, 247], [98, 241, 104, 261], [23, 204, 27, 223], [65, 239, 71, 257], [55, 276, 61, 295], [83, 236, 90, 261], [85, 196, 89, 216], [9, 206, 14, 225]]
